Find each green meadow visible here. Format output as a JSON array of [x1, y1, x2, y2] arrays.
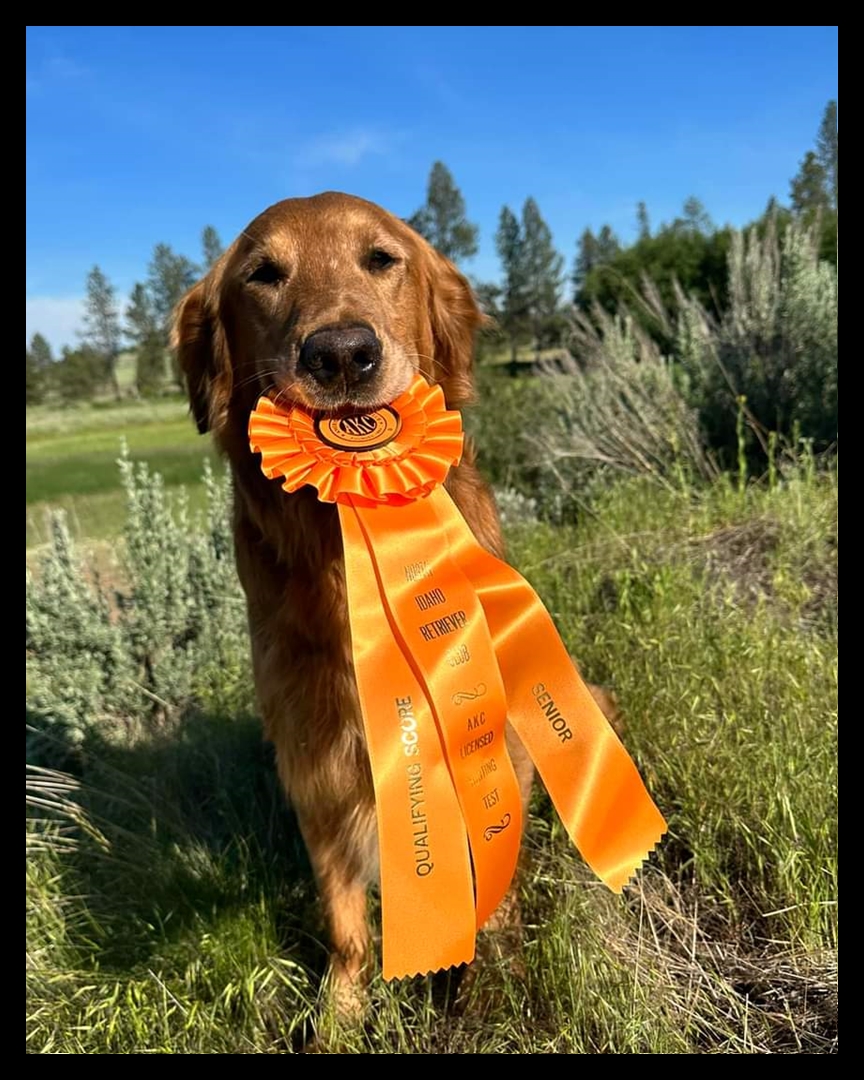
[[26, 397, 216, 548]]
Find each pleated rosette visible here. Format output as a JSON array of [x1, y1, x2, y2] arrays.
[[248, 376, 464, 506]]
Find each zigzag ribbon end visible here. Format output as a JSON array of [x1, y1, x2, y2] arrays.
[[606, 825, 669, 894]]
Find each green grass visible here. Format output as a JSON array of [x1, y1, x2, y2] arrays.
[[509, 471, 838, 951], [26, 399, 215, 547], [26, 458, 837, 1053]]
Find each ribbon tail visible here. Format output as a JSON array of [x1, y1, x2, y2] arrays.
[[339, 502, 476, 978], [351, 498, 524, 929], [430, 488, 667, 892]]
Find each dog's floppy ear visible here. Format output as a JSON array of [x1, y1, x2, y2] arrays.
[[423, 248, 488, 408], [171, 276, 232, 435]]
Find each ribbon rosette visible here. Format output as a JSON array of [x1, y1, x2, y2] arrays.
[[250, 375, 666, 979]]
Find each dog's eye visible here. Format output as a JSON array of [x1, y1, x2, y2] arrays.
[[246, 262, 284, 286], [367, 249, 398, 272]]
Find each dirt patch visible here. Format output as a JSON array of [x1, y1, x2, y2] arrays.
[[694, 518, 781, 603], [615, 879, 838, 1054], [720, 949, 838, 1053], [691, 517, 837, 630], [801, 534, 838, 630]]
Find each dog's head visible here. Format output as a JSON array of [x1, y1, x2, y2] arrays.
[[172, 192, 485, 438]]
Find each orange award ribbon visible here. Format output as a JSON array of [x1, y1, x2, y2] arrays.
[[249, 375, 666, 979]]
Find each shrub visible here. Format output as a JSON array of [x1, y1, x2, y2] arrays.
[[26, 450, 251, 756], [541, 301, 716, 495], [467, 370, 579, 522], [51, 347, 105, 405], [135, 338, 168, 397], [676, 216, 838, 463], [522, 216, 838, 502]]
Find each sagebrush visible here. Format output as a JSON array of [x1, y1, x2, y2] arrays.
[[27, 450, 250, 755]]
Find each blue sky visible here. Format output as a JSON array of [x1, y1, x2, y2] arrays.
[[27, 25, 837, 350]]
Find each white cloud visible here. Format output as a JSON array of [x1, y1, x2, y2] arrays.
[[25, 296, 84, 352], [298, 127, 391, 168]]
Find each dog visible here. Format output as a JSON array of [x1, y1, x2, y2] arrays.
[[173, 192, 616, 1011]]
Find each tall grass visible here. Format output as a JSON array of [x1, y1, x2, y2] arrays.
[[26, 454, 837, 1053]]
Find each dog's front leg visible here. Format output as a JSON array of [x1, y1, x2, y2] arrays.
[[292, 791, 377, 1017], [261, 649, 378, 1018]]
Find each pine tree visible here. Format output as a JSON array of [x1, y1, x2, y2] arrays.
[[148, 245, 199, 339], [202, 225, 224, 270], [495, 206, 528, 366], [681, 196, 713, 234], [596, 224, 621, 262], [573, 228, 600, 297], [520, 198, 564, 357], [473, 280, 502, 320], [573, 225, 620, 302], [26, 333, 53, 405], [135, 338, 166, 397], [471, 280, 502, 362], [816, 99, 838, 209], [147, 244, 200, 388], [790, 151, 830, 216], [126, 283, 165, 396], [125, 282, 158, 345], [80, 265, 122, 399], [408, 162, 479, 263], [637, 201, 651, 240]]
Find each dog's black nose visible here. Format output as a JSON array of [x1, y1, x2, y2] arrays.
[[298, 325, 382, 386]]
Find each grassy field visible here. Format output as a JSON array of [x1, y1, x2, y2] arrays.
[[26, 397, 216, 547], [26, 395, 837, 1054]]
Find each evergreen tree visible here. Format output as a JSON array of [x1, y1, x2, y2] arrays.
[[520, 197, 564, 356], [577, 219, 731, 326], [816, 99, 838, 209], [680, 196, 713, 234], [148, 244, 200, 340], [202, 225, 224, 270], [495, 206, 528, 366], [147, 244, 200, 388], [26, 333, 53, 405], [408, 162, 479, 263], [573, 225, 620, 301], [573, 228, 600, 296], [473, 280, 502, 320], [125, 282, 158, 345], [596, 224, 621, 261], [637, 201, 651, 240], [53, 346, 103, 404], [472, 280, 503, 362], [80, 265, 122, 399], [126, 283, 165, 396], [790, 151, 830, 216], [135, 338, 167, 397]]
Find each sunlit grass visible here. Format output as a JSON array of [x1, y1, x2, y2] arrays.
[[26, 458, 837, 1053], [26, 401, 214, 546]]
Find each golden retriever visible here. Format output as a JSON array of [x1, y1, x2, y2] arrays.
[[173, 192, 615, 1011]]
